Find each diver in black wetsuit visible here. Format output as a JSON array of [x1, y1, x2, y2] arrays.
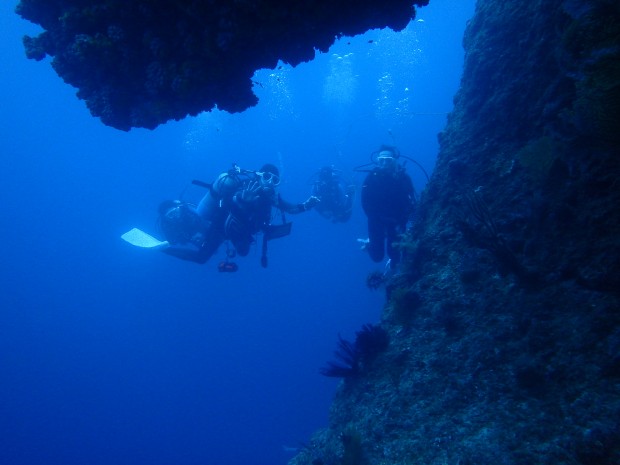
[[360, 146, 415, 268], [158, 163, 318, 268], [224, 163, 319, 267], [156, 168, 243, 264], [311, 166, 355, 223]]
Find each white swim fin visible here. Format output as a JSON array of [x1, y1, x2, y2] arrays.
[[121, 228, 169, 249]]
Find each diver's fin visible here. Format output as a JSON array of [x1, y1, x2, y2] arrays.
[[121, 228, 169, 249]]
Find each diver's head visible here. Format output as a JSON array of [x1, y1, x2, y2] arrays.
[[257, 163, 281, 189], [157, 200, 188, 244], [377, 149, 397, 171], [158, 199, 182, 217], [319, 166, 334, 181]]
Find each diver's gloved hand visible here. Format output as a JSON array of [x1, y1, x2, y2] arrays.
[[302, 196, 320, 210], [239, 180, 261, 203]]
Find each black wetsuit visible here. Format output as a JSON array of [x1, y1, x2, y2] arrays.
[[361, 167, 414, 264], [224, 176, 307, 259]]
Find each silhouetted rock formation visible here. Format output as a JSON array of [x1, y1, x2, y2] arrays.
[[292, 0, 620, 464], [16, 0, 429, 131]]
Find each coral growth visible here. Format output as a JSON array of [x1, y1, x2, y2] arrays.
[[458, 190, 540, 288], [320, 324, 389, 378], [365, 270, 386, 290], [340, 428, 366, 465], [15, 0, 429, 130], [517, 136, 558, 184]]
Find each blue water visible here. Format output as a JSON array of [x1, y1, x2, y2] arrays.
[[0, 2, 474, 464]]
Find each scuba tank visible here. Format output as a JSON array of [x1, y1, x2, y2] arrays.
[[196, 170, 243, 221]]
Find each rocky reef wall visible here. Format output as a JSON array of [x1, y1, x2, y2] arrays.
[[291, 0, 620, 464]]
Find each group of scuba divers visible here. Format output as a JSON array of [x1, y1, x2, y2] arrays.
[[154, 145, 422, 273]]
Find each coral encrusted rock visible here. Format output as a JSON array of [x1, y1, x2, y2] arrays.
[[16, 0, 429, 130]]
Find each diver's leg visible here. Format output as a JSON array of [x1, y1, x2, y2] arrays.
[[233, 237, 251, 256], [385, 223, 401, 266], [367, 217, 385, 262], [225, 214, 252, 256], [196, 234, 224, 264]]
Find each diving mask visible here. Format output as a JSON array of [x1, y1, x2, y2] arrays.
[[377, 151, 396, 170], [257, 171, 281, 187]]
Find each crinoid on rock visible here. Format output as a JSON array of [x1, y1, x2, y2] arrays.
[[320, 324, 389, 378]]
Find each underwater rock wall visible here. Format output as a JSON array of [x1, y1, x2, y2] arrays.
[[291, 0, 620, 464], [15, 0, 428, 131]]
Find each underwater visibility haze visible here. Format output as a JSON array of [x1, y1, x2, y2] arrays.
[[0, 1, 475, 465]]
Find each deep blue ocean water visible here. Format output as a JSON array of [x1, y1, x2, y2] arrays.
[[0, 2, 474, 464]]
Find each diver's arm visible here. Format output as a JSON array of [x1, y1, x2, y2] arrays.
[[277, 194, 320, 214]]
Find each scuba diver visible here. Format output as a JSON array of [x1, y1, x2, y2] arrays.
[[310, 166, 355, 223], [357, 145, 419, 269], [156, 168, 242, 265], [156, 200, 225, 265], [223, 163, 319, 268], [156, 163, 319, 269]]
